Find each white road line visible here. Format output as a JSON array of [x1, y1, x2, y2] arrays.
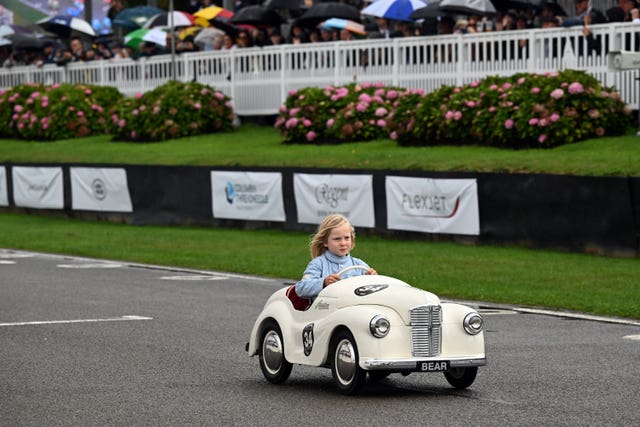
[[0, 260, 16, 264], [0, 315, 152, 327], [623, 334, 640, 341], [160, 275, 227, 281], [57, 263, 123, 269], [514, 307, 640, 326]]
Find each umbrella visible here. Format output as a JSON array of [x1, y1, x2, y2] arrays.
[[294, 2, 362, 28], [438, 0, 496, 16], [409, 2, 447, 18], [112, 6, 164, 31], [124, 28, 168, 49], [362, 0, 429, 22], [319, 18, 366, 35], [538, 1, 567, 17], [144, 11, 195, 29], [194, 6, 246, 36], [37, 15, 96, 38], [0, 24, 39, 37], [5, 33, 53, 50], [264, 0, 304, 10], [193, 6, 234, 28], [193, 27, 225, 48], [230, 6, 285, 27], [178, 26, 203, 40]]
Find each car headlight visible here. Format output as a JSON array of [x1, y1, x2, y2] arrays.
[[369, 315, 390, 338], [463, 312, 484, 335]]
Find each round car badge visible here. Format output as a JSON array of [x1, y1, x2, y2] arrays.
[[92, 178, 107, 201], [354, 284, 389, 296], [302, 323, 314, 356]]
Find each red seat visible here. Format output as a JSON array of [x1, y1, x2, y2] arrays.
[[286, 285, 311, 311]]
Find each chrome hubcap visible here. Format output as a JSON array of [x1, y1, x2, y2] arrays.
[[335, 339, 356, 385], [262, 330, 283, 374]]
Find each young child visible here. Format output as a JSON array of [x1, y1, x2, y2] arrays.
[[295, 214, 376, 299]]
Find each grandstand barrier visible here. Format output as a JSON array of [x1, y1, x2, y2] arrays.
[[2, 22, 640, 115], [1, 163, 637, 257]]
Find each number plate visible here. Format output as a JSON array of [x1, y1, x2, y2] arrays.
[[417, 361, 449, 372]]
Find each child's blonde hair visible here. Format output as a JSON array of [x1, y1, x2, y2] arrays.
[[309, 214, 356, 259]]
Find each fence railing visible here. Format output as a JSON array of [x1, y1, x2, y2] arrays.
[[2, 21, 639, 115]]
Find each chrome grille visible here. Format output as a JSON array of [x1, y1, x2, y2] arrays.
[[410, 305, 442, 357]]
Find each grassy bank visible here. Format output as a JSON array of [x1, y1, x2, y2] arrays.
[[0, 125, 639, 176], [0, 212, 638, 319]]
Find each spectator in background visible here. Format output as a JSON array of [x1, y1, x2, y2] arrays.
[[107, 0, 125, 23], [557, 0, 607, 27], [69, 37, 85, 61], [606, 0, 638, 22]]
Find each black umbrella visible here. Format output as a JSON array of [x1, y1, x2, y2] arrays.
[[6, 33, 52, 50], [264, 0, 304, 10], [538, 1, 567, 17], [439, 0, 497, 16], [230, 6, 285, 27], [294, 2, 362, 28], [409, 2, 447, 19]]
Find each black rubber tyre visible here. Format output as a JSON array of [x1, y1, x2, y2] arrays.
[[368, 371, 391, 383], [258, 320, 292, 384], [330, 330, 367, 395], [444, 367, 478, 389]]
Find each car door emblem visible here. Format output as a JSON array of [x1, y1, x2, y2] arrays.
[[354, 284, 388, 296], [303, 323, 314, 356]]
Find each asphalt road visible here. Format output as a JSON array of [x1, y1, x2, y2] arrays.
[[1, 249, 639, 426]]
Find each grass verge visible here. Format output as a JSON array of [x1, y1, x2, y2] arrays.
[[0, 125, 638, 176], [1, 212, 638, 319]]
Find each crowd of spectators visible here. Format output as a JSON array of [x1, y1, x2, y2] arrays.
[[2, 0, 640, 68]]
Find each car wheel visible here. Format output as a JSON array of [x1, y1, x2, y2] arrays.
[[331, 330, 367, 395], [444, 367, 478, 389], [259, 320, 292, 384]]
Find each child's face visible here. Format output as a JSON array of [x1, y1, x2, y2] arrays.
[[324, 222, 353, 257]]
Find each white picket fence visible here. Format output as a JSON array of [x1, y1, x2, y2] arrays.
[[2, 21, 640, 115]]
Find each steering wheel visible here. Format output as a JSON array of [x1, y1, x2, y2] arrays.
[[337, 265, 370, 278]]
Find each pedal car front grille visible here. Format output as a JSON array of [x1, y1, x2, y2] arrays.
[[410, 305, 442, 357]]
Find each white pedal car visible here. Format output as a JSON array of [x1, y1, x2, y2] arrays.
[[246, 266, 486, 394]]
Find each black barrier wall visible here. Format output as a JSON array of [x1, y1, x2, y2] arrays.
[[2, 164, 638, 257]]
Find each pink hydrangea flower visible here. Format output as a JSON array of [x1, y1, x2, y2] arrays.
[[377, 119, 386, 127], [531, 87, 540, 94], [529, 118, 539, 126], [306, 131, 317, 141], [504, 119, 514, 129], [550, 113, 560, 122], [358, 93, 372, 103], [550, 89, 564, 99], [538, 134, 547, 143], [326, 118, 334, 128], [390, 131, 398, 140], [569, 82, 584, 95], [356, 102, 368, 113], [375, 107, 388, 117]]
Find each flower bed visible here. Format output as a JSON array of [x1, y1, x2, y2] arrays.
[[109, 81, 235, 142], [275, 70, 633, 148], [0, 81, 235, 142], [0, 83, 122, 141]]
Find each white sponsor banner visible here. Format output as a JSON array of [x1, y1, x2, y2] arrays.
[[211, 171, 285, 222], [70, 168, 133, 212], [12, 166, 64, 209], [294, 173, 375, 228], [0, 167, 7, 206], [386, 176, 479, 235]]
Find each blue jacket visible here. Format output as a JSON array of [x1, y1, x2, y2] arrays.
[[295, 251, 370, 298]]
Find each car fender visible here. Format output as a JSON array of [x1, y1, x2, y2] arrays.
[[440, 302, 485, 357], [296, 305, 407, 367]]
